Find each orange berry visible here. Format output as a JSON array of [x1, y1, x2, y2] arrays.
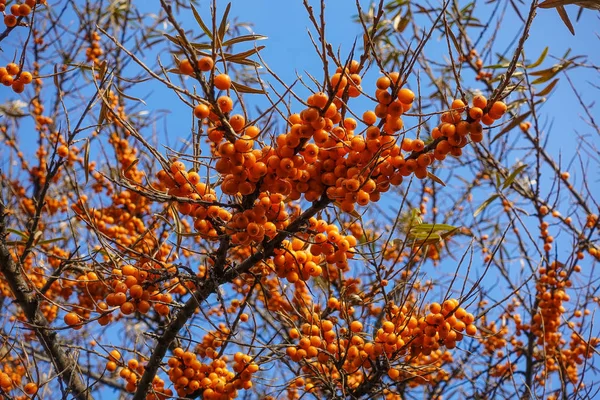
[[64, 312, 81, 326], [194, 104, 210, 119], [376, 76, 391, 90], [350, 320, 363, 333], [217, 96, 233, 113], [214, 73, 232, 90], [197, 56, 214, 71], [4, 15, 17, 28], [19, 71, 33, 84], [472, 95, 487, 109], [489, 101, 507, 119], [24, 382, 37, 394], [57, 145, 69, 158], [397, 88, 415, 104], [179, 59, 194, 75], [6, 63, 19, 75]]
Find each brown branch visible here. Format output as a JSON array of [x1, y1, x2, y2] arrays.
[[132, 195, 332, 400], [0, 188, 93, 400]]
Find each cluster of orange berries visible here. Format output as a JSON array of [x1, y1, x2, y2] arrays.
[[383, 299, 476, 359], [105, 264, 172, 317], [225, 193, 289, 246], [330, 61, 363, 98], [179, 56, 215, 76], [0, 63, 33, 93], [85, 31, 103, 64], [285, 299, 475, 392], [156, 161, 228, 241], [430, 95, 506, 159], [106, 351, 170, 398], [1, 0, 44, 27], [166, 348, 256, 399]]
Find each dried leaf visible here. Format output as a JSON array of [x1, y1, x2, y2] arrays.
[[427, 171, 446, 186], [491, 111, 532, 143]]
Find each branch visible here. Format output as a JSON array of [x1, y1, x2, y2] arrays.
[[132, 195, 331, 400], [0, 187, 93, 400]]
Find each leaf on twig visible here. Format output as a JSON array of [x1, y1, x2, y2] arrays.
[[491, 111, 532, 143], [474, 194, 499, 217], [502, 164, 528, 190], [427, 172, 446, 186]]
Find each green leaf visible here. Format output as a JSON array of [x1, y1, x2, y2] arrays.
[[191, 4, 213, 39], [526, 47, 549, 69], [222, 34, 267, 47], [114, 85, 146, 105], [164, 33, 183, 47], [410, 223, 457, 233], [502, 164, 528, 190], [217, 3, 232, 43], [474, 194, 499, 217], [535, 78, 559, 97], [491, 111, 532, 143], [7, 229, 28, 239], [83, 138, 90, 184], [37, 237, 67, 246]]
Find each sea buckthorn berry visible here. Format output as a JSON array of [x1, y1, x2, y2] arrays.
[[197, 56, 214, 71], [469, 107, 483, 120], [4, 15, 18, 28], [376, 76, 391, 90], [56, 145, 69, 158], [397, 88, 415, 104], [179, 59, 194, 75], [350, 320, 363, 333], [217, 96, 233, 113], [451, 99, 466, 111], [6, 63, 19, 75], [64, 312, 81, 326], [214, 73, 232, 90], [20, 71, 33, 84], [472, 95, 487, 109], [489, 101, 507, 119], [24, 382, 38, 395], [193, 104, 210, 119]]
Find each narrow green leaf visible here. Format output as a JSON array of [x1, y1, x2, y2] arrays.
[[37, 237, 67, 245], [491, 111, 532, 143], [410, 223, 457, 233], [163, 33, 184, 47], [7, 229, 28, 239], [217, 3, 232, 43], [114, 85, 146, 105], [222, 34, 267, 47], [474, 194, 499, 217], [191, 4, 213, 39], [446, 27, 463, 58], [526, 47, 549, 69], [83, 138, 90, 184], [502, 164, 528, 190], [535, 78, 559, 97]]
